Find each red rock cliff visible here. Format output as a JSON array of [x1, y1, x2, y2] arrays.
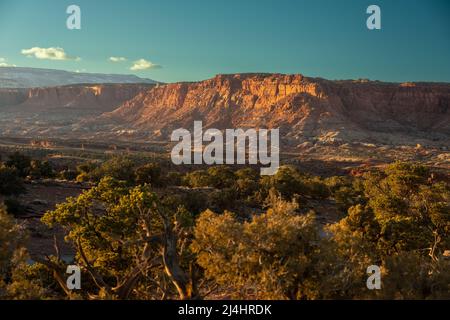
[[101, 74, 450, 144], [0, 83, 154, 112]]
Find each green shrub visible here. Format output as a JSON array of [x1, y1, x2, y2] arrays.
[[0, 166, 25, 196], [59, 169, 78, 181], [6, 152, 31, 178], [135, 163, 162, 187], [183, 170, 211, 188]]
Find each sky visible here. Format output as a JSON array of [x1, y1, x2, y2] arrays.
[[0, 0, 449, 83]]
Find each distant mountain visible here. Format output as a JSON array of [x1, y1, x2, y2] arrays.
[[0, 83, 154, 111], [0, 67, 159, 88]]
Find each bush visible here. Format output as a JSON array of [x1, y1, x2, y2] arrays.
[[4, 198, 26, 217], [206, 166, 236, 189], [59, 169, 78, 181], [0, 166, 25, 196], [76, 172, 90, 183], [0, 204, 26, 273], [182, 167, 238, 189], [192, 198, 321, 299], [304, 177, 330, 199], [29, 160, 54, 179], [134, 163, 162, 187], [6, 152, 31, 178], [180, 191, 209, 215], [99, 157, 136, 183], [260, 166, 308, 200], [260, 166, 330, 201], [76, 157, 137, 184], [208, 187, 238, 211], [235, 168, 259, 197], [76, 162, 98, 175], [183, 170, 211, 188], [325, 176, 365, 212], [165, 171, 183, 186]]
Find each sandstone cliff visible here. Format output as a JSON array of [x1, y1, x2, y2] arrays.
[[0, 84, 154, 113], [0, 74, 449, 147], [0, 88, 28, 107], [98, 74, 450, 145], [0, 84, 153, 137]]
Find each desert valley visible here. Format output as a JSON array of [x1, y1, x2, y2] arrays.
[[1, 69, 448, 172], [0, 67, 449, 300]]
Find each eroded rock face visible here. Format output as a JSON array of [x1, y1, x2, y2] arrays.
[[0, 84, 154, 112], [0, 88, 28, 107], [0, 74, 449, 146], [100, 74, 450, 145], [0, 84, 154, 137]]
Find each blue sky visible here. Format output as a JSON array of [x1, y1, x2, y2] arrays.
[[0, 0, 449, 83]]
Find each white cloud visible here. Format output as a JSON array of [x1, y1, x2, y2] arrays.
[[0, 57, 16, 67], [109, 56, 127, 62], [130, 59, 161, 71], [21, 47, 80, 61]]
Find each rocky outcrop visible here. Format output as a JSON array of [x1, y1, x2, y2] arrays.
[[100, 74, 450, 145], [1, 73, 449, 146], [0, 88, 28, 107], [0, 83, 154, 112], [0, 84, 154, 138]]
